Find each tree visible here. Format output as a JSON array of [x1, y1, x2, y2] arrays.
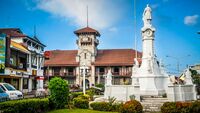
[[190, 69, 200, 85], [49, 77, 69, 109]]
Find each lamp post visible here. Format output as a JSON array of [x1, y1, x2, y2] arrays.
[[166, 55, 190, 74], [80, 63, 88, 95]]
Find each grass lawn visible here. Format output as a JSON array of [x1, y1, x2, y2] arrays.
[[48, 109, 118, 113]]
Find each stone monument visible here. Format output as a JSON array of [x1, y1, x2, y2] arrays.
[[132, 4, 168, 95], [102, 4, 197, 102]]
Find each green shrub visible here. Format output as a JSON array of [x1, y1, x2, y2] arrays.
[[161, 102, 177, 113], [77, 94, 90, 100], [73, 97, 89, 109], [0, 98, 49, 113], [49, 77, 69, 109], [90, 101, 123, 112], [95, 84, 104, 89], [120, 100, 143, 113], [86, 88, 95, 100], [90, 102, 110, 111], [161, 101, 200, 113], [111, 102, 123, 112], [190, 101, 200, 113], [71, 92, 83, 99], [176, 102, 192, 113]]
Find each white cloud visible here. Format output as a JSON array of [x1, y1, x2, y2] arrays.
[[36, 0, 123, 30], [184, 15, 199, 26], [108, 27, 118, 32]]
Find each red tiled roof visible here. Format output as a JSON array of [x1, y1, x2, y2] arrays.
[[94, 49, 142, 66], [0, 28, 27, 37], [44, 49, 142, 67], [44, 50, 79, 66], [74, 27, 100, 36]]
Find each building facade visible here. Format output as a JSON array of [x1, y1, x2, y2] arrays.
[[44, 27, 142, 88], [0, 28, 45, 93]]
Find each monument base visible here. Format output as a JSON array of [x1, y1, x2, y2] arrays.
[[137, 75, 168, 96], [167, 84, 197, 102], [104, 85, 136, 101]]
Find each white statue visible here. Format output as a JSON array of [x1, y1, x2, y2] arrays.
[[179, 68, 193, 85], [143, 4, 152, 26], [105, 69, 112, 86]]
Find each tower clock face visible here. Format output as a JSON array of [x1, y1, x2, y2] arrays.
[[145, 29, 153, 36]]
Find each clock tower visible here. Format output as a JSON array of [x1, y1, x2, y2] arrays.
[[139, 4, 158, 74], [135, 4, 168, 95], [74, 27, 100, 66]]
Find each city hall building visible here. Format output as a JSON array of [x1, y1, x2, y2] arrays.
[[44, 27, 142, 88]]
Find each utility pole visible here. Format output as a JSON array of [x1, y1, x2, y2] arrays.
[[166, 55, 190, 74]]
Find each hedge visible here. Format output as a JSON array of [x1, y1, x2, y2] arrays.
[[0, 98, 49, 113], [161, 101, 200, 113], [120, 100, 143, 113], [73, 97, 89, 109], [90, 102, 123, 112]]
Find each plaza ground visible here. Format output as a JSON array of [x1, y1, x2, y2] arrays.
[[48, 109, 117, 113]]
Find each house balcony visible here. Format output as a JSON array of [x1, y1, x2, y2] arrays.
[[95, 72, 106, 77], [112, 72, 132, 77]]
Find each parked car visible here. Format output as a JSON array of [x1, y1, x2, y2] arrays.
[[0, 83, 23, 100], [0, 87, 9, 102]]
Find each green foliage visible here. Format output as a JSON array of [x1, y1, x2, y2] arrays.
[[49, 77, 69, 109], [73, 97, 89, 109], [190, 69, 200, 85], [86, 88, 95, 100], [129, 95, 135, 100], [161, 101, 200, 113], [95, 84, 104, 89], [108, 96, 116, 105], [77, 94, 90, 100], [70, 92, 83, 99], [190, 101, 200, 113], [161, 102, 176, 113], [90, 102, 110, 111], [120, 100, 143, 113], [0, 98, 49, 113], [162, 93, 167, 98], [90, 101, 123, 112]]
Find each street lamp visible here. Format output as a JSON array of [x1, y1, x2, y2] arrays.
[[80, 63, 88, 95], [166, 55, 190, 74]]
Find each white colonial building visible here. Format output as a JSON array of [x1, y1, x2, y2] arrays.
[[0, 28, 46, 93]]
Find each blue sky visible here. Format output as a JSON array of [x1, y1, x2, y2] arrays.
[[0, 0, 200, 74]]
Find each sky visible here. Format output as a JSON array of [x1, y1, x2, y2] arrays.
[[0, 0, 200, 75]]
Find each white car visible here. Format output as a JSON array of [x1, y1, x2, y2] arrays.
[[0, 83, 23, 100]]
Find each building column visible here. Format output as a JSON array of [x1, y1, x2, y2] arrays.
[[91, 65, 95, 87], [19, 78, 23, 92], [75, 67, 80, 85], [28, 78, 32, 92]]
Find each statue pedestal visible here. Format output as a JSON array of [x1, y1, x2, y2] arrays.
[[138, 75, 168, 95]]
